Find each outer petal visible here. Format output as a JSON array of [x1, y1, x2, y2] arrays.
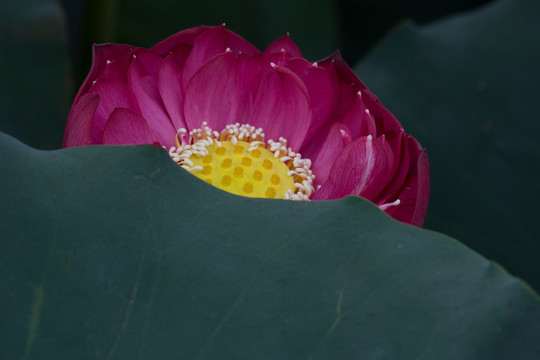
[[88, 79, 135, 143], [385, 138, 430, 226], [309, 123, 351, 187], [286, 58, 340, 143], [373, 130, 410, 205], [131, 49, 163, 79], [64, 93, 99, 147], [74, 43, 135, 104], [257, 51, 291, 80], [184, 52, 260, 132], [337, 87, 377, 139], [320, 51, 402, 134], [312, 135, 395, 200], [158, 54, 187, 130], [182, 25, 261, 87], [102, 107, 166, 145], [248, 64, 311, 151], [150, 25, 210, 55], [169, 43, 194, 68], [127, 57, 176, 141], [97, 52, 132, 81], [263, 34, 302, 57]]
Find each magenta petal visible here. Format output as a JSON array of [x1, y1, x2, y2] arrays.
[[182, 25, 261, 87], [263, 34, 302, 57], [410, 148, 430, 226], [374, 131, 410, 204], [64, 93, 99, 147], [74, 43, 135, 104], [337, 88, 377, 138], [319, 51, 365, 91], [127, 57, 176, 142], [257, 52, 291, 80], [158, 54, 187, 130], [390, 137, 430, 224], [248, 64, 311, 151], [169, 43, 193, 68], [309, 123, 351, 186], [89, 79, 135, 143], [313, 135, 394, 200], [97, 53, 132, 81], [286, 58, 340, 142], [184, 52, 260, 132], [132, 50, 163, 79], [102, 107, 165, 145], [320, 51, 402, 134], [150, 25, 209, 55], [382, 137, 429, 226]]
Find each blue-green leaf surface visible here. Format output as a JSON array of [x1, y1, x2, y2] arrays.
[[1, 132, 539, 359]]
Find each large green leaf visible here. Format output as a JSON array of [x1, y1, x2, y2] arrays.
[[355, 0, 540, 290], [0, 0, 72, 149], [1, 132, 539, 359]]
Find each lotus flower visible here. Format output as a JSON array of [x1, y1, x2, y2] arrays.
[[64, 25, 429, 226]]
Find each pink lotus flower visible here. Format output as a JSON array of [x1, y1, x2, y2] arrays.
[[64, 25, 429, 226]]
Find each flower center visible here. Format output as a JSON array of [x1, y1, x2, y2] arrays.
[[168, 122, 316, 200]]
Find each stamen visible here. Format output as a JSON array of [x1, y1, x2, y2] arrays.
[[379, 199, 401, 211], [168, 123, 316, 200]]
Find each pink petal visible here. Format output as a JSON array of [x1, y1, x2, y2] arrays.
[[373, 130, 410, 205], [169, 43, 193, 68], [285, 57, 340, 142], [336, 87, 376, 138], [158, 54, 187, 130], [248, 64, 311, 151], [364, 89, 402, 135], [320, 51, 402, 134], [257, 51, 291, 80], [64, 93, 99, 147], [182, 25, 261, 88], [263, 34, 302, 57], [385, 138, 430, 226], [97, 52, 132, 81], [127, 56, 176, 142], [312, 135, 395, 200], [88, 78, 135, 143], [411, 147, 430, 226], [150, 25, 210, 55], [131, 49, 163, 79], [319, 51, 364, 91], [102, 107, 166, 145], [309, 123, 351, 186], [74, 43, 135, 105], [184, 52, 260, 132]]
